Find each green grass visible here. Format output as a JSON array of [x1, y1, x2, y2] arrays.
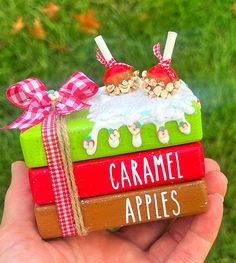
[[0, 0, 236, 261]]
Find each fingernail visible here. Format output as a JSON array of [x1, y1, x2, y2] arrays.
[[225, 176, 228, 185], [11, 162, 17, 172], [11, 161, 21, 176], [214, 193, 224, 203]]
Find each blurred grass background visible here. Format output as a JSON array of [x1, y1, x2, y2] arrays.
[[0, 0, 235, 261]]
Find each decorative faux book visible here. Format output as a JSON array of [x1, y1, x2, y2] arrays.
[[35, 180, 207, 239], [3, 31, 207, 239], [29, 142, 205, 204]]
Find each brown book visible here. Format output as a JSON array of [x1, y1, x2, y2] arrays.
[[35, 180, 208, 239]]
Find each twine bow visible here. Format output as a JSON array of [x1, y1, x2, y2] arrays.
[[5, 71, 98, 131], [96, 48, 132, 70], [153, 43, 177, 82]]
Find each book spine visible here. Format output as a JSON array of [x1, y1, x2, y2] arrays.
[[35, 179, 208, 239], [29, 142, 205, 204]]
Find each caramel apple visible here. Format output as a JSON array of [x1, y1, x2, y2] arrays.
[[104, 64, 133, 86], [95, 35, 138, 95], [147, 64, 179, 85], [142, 32, 181, 99]]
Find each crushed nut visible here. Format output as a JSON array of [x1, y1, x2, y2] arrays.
[[106, 84, 115, 93], [122, 80, 128, 86], [128, 79, 134, 86], [166, 82, 174, 92], [149, 78, 158, 87], [105, 70, 141, 96], [142, 70, 147, 78], [175, 80, 181, 89], [105, 69, 181, 98], [140, 70, 181, 99], [133, 70, 140, 77], [153, 86, 162, 96], [141, 80, 149, 89], [161, 90, 168, 98], [119, 84, 130, 94], [148, 91, 156, 99]]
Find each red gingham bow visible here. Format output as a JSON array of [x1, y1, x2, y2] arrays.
[[96, 48, 132, 70], [5, 71, 98, 131], [153, 43, 177, 82]]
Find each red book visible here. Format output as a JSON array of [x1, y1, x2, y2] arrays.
[[29, 142, 205, 204]]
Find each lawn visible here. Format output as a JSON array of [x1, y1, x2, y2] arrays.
[[0, 0, 236, 261]]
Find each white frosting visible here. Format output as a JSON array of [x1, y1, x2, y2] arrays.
[[83, 80, 197, 155]]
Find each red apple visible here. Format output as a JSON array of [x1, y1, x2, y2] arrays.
[[147, 64, 179, 85], [104, 64, 133, 85]]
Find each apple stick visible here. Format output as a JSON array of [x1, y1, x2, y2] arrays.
[[95, 35, 113, 62], [163, 31, 178, 62]]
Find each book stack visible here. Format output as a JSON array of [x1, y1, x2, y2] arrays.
[[18, 32, 207, 239]]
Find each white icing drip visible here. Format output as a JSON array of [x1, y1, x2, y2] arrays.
[[109, 137, 119, 148], [83, 80, 197, 154], [157, 127, 169, 144], [132, 134, 142, 147], [177, 118, 191, 135], [108, 129, 120, 148]]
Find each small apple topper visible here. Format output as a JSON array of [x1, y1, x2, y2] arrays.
[[95, 35, 141, 96], [142, 31, 181, 99]]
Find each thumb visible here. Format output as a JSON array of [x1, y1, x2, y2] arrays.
[[1, 161, 36, 230]]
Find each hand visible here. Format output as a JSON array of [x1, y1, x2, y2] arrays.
[[0, 159, 227, 263]]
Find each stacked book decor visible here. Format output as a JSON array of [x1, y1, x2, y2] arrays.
[[3, 32, 207, 239]]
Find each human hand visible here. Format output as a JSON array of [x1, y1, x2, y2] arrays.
[[0, 159, 227, 263]]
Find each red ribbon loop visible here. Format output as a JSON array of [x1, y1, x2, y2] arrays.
[[153, 43, 177, 82], [5, 71, 98, 131], [153, 43, 171, 68], [96, 49, 132, 70]]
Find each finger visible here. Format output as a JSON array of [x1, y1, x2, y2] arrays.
[[115, 220, 170, 250], [205, 170, 228, 199], [57, 231, 150, 263], [114, 160, 224, 252], [148, 168, 227, 262], [147, 216, 194, 262], [1, 161, 36, 230], [165, 194, 223, 263], [204, 158, 220, 173]]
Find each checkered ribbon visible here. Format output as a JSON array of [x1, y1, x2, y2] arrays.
[[5, 71, 98, 237], [5, 71, 98, 131], [153, 43, 177, 82], [42, 111, 77, 236], [96, 48, 132, 70]]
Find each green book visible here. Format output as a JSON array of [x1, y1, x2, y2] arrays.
[[20, 82, 203, 168]]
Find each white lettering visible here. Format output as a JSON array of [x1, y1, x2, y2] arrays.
[[166, 153, 174, 180], [171, 190, 181, 216], [175, 152, 183, 179], [131, 160, 143, 186], [121, 162, 132, 188], [136, 196, 142, 221], [153, 155, 166, 181], [161, 191, 170, 218], [125, 198, 136, 223], [145, 194, 152, 220], [143, 157, 154, 184], [154, 193, 162, 219], [109, 163, 119, 190]]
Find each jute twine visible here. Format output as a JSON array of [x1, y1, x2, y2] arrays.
[[56, 115, 87, 236]]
